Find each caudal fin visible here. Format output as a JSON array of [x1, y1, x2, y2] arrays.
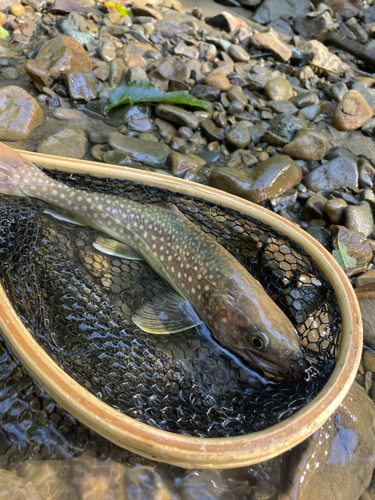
[[0, 142, 42, 197]]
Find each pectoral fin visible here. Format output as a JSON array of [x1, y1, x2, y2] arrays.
[[133, 290, 202, 334], [93, 236, 143, 260], [44, 207, 85, 226]]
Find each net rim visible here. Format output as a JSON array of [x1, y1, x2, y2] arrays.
[[0, 149, 362, 469]]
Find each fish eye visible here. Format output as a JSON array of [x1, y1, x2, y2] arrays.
[[249, 332, 269, 350]]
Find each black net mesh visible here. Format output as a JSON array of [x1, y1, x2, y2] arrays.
[[0, 168, 341, 439]]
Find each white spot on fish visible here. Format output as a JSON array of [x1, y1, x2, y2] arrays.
[[143, 232, 148, 239], [168, 255, 172, 261], [188, 277, 192, 283], [192, 288, 195, 294], [77, 196, 82, 201], [60, 194, 65, 199], [52, 190, 57, 196], [177, 272, 181, 278], [205, 285, 210, 291], [160, 255, 164, 261]]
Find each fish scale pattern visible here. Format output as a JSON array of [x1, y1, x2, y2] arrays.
[[0, 169, 341, 439]]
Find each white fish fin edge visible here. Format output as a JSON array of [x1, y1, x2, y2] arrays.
[[44, 208, 85, 226], [133, 289, 203, 334], [93, 236, 143, 260]]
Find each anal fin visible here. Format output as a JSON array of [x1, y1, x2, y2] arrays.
[[93, 236, 143, 260], [44, 207, 85, 226], [133, 290, 203, 334]]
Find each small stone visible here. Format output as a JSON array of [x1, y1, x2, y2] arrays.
[[227, 100, 244, 116], [109, 131, 170, 167], [155, 104, 199, 130], [102, 149, 132, 166], [204, 72, 231, 91], [126, 67, 149, 82], [331, 82, 348, 102], [122, 105, 151, 122], [10, 2, 25, 15], [170, 152, 201, 177], [363, 349, 375, 373], [64, 71, 97, 101], [304, 192, 328, 219], [268, 114, 303, 142], [269, 100, 298, 114], [227, 45, 250, 62], [355, 270, 375, 289], [345, 203, 374, 237], [225, 121, 251, 149], [248, 125, 266, 144], [52, 108, 87, 121], [127, 56, 147, 69], [227, 86, 247, 105], [324, 199, 347, 224], [174, 43, 199, 59], [127, 118, 153, 132], [131, 3, 163, 20], [205, 11, 249, 32], [109, 58, 126, 86], [94, 65, 110, 82], [333, 90, 374, 131], [0, 86, 44, 141], [258, 151, 269, 162], [299, 104, 321, 121], [305, 226, 330, 248], [281, 129, 329, 161], [264, 77, 294, 101], [359, 172, 373, 189], [305, 157, 358, 191], [209, 155, 302, 204], [251, 30, 292, 62], [200, 120, 224, 142], [290, 92, 320, 109], [37, 129, 88, 158], [190, 84, 220, 101], [2, 68, 19, 80]]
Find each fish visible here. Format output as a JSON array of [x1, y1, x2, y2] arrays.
[[0, 142, 305, 377]]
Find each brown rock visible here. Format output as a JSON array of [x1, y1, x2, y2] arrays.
[[251, 30, 292, 62], [26, 36, 92, 91], [360, 77, 375, 89], [324, 198, 347, 224], [127, 56, 146, 68], [355, 269, 375, 288], [356, 283, 375, 349], [200, 120, 225, 142], [10, 3, 24, 15], [131, 3, 163, 20], [280, 383, 375, 500], [170, 152, 201, 177], [227, 86, 247, 106], [209, 155, 302, 204], [281, 129, 329, 161], [264, 76, 294, 101], [332, 90, 374, 131], [64, 71, 97, 101], [121, 43, 154, 60], [205, 11, 249, 32], [0, 86, 44, 141], [301, 40, 351, 76], [204, 72, 230, 91]]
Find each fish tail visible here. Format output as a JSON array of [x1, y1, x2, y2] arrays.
[[0, 142, 47, 197]]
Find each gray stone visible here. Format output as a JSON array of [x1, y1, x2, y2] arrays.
[[37, 128, 88, 159], [299, 105, 321, 121], [225, 121, 251, 149], [102, 149, 132, 166], [295, 11, 334, 37], [253, 0, 309, 24], [227, 45, 250, 62], [305, 157, 358, 191], [331, 82, 349, 102], [190, 85, 221, 101], [126, 67, 149, 82], [269, 100, 298, 115], [268, 114, 304, 142], [248, 125, 266, 144], [359, 172, 373, 189], [325, 146, 358, 162], [345, 203, 374, 237], [290, 92, 320, 108], [305, 226, 330, 248], [108, 131, 170, 167], [351, 81, 375, 110], [155, 104, 199, 129]]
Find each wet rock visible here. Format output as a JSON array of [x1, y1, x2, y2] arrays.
[[170, 152, 201, 177], [290, 92, 320, 109], [205, 11, 248, 32], [227, 101, 244, 116], [108, 131, 170, 167], [52, 108, 87, 122], [268, 114, 303, 142], [269, 100, 298, 114], [248, 125, 266, 144], [269, 189, 298, 213], [209, 155, 302, 204], [225, 149, 258, 169], [299, 105, 321, 121], [174, 43, 199, 59], [265, 76, 294, 101], [325, 146, 358, 162], [123, 466, 175, 500], [2, 67, 19, 80], [332, 90, 374, 131], [324, 199, 347, 224], [280, 383, 375, 500], [123, 105, 152, 123], [304, 192, 328, 220], [225, 121, 251, 149], [331, 225, 373, 277], [228, 45, 250, 62], [305, 157, 358, 191], [355, 270, 375, 288], [201, 120, 225, 142], [64, 71, 97, 101], [10, 3, 25, 15], [101, 149, 132, 166], [332, 82, 349, 102], [149, 57, 190, 82], [305, 225, 330, 248], [227, 86, 247, 106], [109, 59, 126, 87], [0, 86, 44, 141], [26, 36, 92, 91], [356, 283, 375, 349], [155, 104, 199, 129], [253, 0, 309, 24], [127, 118, 153, 132], [204, 72, 230, 91], [190, 84, 221, 101], [281, 129, 329, 161], [126, 67, 149, 83], [345, 203, 374, 237], [251, 31, 292, 62], [37, 128, 88, 159]]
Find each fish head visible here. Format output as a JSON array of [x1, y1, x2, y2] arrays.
[[207, 291, 305, 377]]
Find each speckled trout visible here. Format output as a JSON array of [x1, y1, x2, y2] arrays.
[[0, 142, 305, 376]]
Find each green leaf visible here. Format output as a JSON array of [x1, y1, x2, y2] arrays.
[[0, 26, 10, 40], [104, 81, 211, 114], [107, 2, 130, 15], [332, 240, 357, 270]]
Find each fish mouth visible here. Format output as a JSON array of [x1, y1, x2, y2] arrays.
[[238, 349, 304, 378]]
